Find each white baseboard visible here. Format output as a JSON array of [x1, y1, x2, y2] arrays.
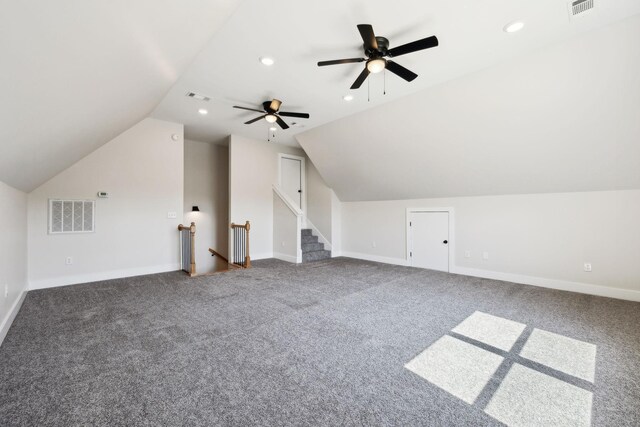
[[29, 263, 181, 290], [273, 252, 299, 264], [0, 290, 27, 348], [453, 266, 640, 302], [340, 251, 640, 302], [250, 252, 274, 261], [341, 251, 409, 267]]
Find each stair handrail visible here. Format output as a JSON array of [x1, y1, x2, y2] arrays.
[[272, 184, 303, 217]]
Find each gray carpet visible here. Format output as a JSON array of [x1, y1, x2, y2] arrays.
[[0, 257, 639, 426]]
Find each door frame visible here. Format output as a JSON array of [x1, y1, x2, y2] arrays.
[[406, 207, 455, 272], [278, 153, 306, 217]]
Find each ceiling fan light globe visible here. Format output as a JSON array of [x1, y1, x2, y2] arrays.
[[265, 114, 278, 123], [367, 58, 386, 74]]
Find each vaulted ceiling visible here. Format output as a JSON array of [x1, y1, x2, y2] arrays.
[[2, 0, 639, 198], [0, 0, 242, 192]]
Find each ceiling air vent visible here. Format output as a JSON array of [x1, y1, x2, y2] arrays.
[[570, 0, 594, 17], [186, 92, 211, 102]]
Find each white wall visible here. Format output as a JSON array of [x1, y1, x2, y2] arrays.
[[228, 135, 304, 259], [184, 139, 229, 274], [305, 158, 333, 246], [28, 118, 184, 289], [341, 190, 640, 300], [0, 181, 28, 345]]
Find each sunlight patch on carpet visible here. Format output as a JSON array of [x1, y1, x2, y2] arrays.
[[485, 364, 593, 427], [404, 335, 503, 404], [452, 311, 526, 351], [520, 328, 596, 382]]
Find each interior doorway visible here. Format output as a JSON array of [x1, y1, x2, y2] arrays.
[[278, 154, 306, 212], [407, 208, 454, 272]]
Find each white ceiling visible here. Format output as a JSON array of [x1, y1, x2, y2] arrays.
[[0, 0, 242, 192], [152, 0, 640, 148], [297, 14, 640, 201]]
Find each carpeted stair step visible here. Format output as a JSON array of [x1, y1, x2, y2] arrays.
[[302, 242, 324, 253], [302, 249, 332, 262], [302, 234, 318, 244], [301, 229, 313, 236]]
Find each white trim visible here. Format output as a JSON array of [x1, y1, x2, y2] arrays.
[[273, 252, 299, 263], [251, 252, 274, 261], [272, 185, 303, 216], [29, 263, 181, 290], [278, 153, 307, 221], [0, 290, 27, 348], [341, 251, 409, 266], [406, 207, 455, 272], [453, 266, 640, 303], [304, 217, 332, 251]]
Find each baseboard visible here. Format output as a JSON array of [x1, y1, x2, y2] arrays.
[[0, 290, 27, 348], [273, 252, 299, 264], [453, 266, 640, 302], [29, 263, 181, 290], [250, 252, 274, 261], [340, 251, 409, 267], [340, 252, 640, 302]]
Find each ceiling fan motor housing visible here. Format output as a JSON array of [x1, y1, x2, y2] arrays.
[[365, 36, 389, 57]]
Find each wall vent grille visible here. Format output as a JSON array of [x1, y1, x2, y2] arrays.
[[49, 199, 95, 234], [186, 92, 211, 102], [571, 0, 594, 16]]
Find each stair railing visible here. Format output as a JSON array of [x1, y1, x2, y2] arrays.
[[230, 221, 251, 268], [177, 222, 196, 276]]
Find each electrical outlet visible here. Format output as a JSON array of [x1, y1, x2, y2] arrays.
[[281, 241, 286, 247], [482, 251, 489, 260], [584, 263, 592, 272], [4, 284, 7, 298], [372, 241, 377, 248], [464, 250, 471, 258], [65, 256, 73, 265], [167, 212, 177, 219]]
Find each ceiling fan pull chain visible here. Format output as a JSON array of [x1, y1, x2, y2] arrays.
[[384, 69, 386, 95]]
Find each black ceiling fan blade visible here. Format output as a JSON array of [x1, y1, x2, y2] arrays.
[[386, 61, 418, 82], [388, 35, 439, 57], [244, 115, 266, 125], [234, 106, 265, 113], [350, 67, 370, 89], [276, 116, 290, 130], [317, 58, 365, 67], [279, 112, 310, 119], [357, 24, 378, 51]]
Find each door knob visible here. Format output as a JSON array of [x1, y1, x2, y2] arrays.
[[443, 240, 448, 244]]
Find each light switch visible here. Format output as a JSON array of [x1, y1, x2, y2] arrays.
[[167, 212, 177, 219]]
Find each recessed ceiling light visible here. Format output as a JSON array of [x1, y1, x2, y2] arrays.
[[343, 95, 354, 101], [269, 127, 277, 132], [198, 108, 208, 115], [503, 21, 525, 33], [259, 57, 275, 66]]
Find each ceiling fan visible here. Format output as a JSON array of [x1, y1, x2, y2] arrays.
[[318, 24, 438, 89], [233, 99, 310, 130]]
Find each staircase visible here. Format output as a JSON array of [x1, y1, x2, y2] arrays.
[[301, 229, 331, 262]]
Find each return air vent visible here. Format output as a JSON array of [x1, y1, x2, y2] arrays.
[[186, 92, 211, 102], [570, 0, 594, 17]]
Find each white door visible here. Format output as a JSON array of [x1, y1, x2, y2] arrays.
[[281, 157, 302, 209], [409, 211, 449, 272]]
